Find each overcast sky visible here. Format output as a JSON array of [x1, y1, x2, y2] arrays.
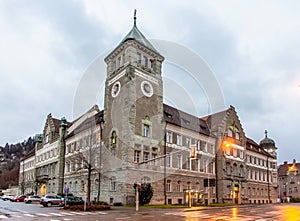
[[0, 0, 299, 164]]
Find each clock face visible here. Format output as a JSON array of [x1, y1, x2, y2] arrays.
[[141, 81, 153, 97], [111, 81, 121, 98]]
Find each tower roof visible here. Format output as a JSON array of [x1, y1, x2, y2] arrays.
[[259, 130, 275, 147], [120, 10, 159, 54]]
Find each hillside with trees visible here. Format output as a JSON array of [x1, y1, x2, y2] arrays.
[[0, 137, 36, 189]]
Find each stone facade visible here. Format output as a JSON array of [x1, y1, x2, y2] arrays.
[[278, 159, 300, 202], [19, 14, 278, 205]]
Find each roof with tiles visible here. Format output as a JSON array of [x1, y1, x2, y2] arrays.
[[246, 137, 272, 157], [163, 104, 210, 136], [66, 110, 104, 138], [278, 160, 300, 176]]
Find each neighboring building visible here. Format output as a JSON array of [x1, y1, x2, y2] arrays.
[[278, 159, 300, 202], [19, 13, 278, 205]]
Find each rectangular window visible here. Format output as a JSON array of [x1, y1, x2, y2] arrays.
[[233, 148, 237, 157], [137, 52, 141, 64], [166, 131, 172, 143], [186, 138, 191, 148], [166, 155, 171, 168], [150, 59, 154, 70], [166, 180, 171, 192], [203, 160, 207, 173], [143, 56, 148, 67], [151, 153, 157, 165], [143, 152, 149, 163], [176, 182, 181, 192], [143, 124, 150, 137], [177, 155, 182, 169], [134, 150, 140, 163], [176, 134, 182, 146]]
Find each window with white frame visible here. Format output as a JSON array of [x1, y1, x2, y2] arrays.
[[143, 124, 150, 137], [186, 138, 191, 148], [166, 155, 171, 168], [110, 176, 116, 191], [176, 134, 182, 146], [166, 131, 172, 143], [134, 150, 140, 163], [176, 181, 182, 192], [143, 152, 149, 163], [177, 155, 182, 169], [166, 180, 171, 192], [151, 153, 157, 165]]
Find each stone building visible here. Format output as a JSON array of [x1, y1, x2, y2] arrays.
[[278, 159, 300, 202], [19, 13, 278, 205]]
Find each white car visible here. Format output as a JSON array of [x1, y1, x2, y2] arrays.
[[24, 195, 41, 204], [1, 194, 15, 201]]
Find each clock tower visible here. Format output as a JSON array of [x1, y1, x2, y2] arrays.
[[102, 11, 164, 204]]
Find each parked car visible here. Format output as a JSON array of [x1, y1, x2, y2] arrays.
[[11, 195, 26, 202], [61, 196, 84, 206], [1, 194, 15, 201], [40, 195, 63, 207], [24, 195, 41, 204]]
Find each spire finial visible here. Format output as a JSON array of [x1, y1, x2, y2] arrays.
[[134, 9, 137, 26], [265, 130, 268, 138]]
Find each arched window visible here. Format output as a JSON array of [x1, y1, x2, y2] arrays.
[[142, 116, 151, 137], [110, 131, 117, 148], [141, 176, 151, 184], [233, 163, 238, 176], [110, 176, 116, 191], [176, 181, 182, 192], [166, 180, 172, 192]]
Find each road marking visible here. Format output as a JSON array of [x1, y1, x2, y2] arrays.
[[69, 212, 86, 215], [23, 213, 36, 217], [115, 217, 131, 220], [36, 213, 51, 217], [60, 212, 76, 216], [96, 211, 108, 215], [48, 212, 64, 217], [0, 215, 8, 219]]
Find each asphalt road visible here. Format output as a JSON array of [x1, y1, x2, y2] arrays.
[[1, 199, 300, 221]]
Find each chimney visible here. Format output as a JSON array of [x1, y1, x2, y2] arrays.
[[284, 161, 287, 164]]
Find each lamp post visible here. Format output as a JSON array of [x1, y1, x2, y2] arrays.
[[163, 120, 167, 205]]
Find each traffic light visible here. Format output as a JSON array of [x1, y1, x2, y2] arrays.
[[190, 145, 196, 158], [133, 182, 137, 192]]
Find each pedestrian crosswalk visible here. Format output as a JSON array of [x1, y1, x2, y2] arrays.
[[163, 211, 282, 221], [0, 211, 108, 219]]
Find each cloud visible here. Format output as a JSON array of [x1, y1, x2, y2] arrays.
[[0, 0, 299, 164]]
